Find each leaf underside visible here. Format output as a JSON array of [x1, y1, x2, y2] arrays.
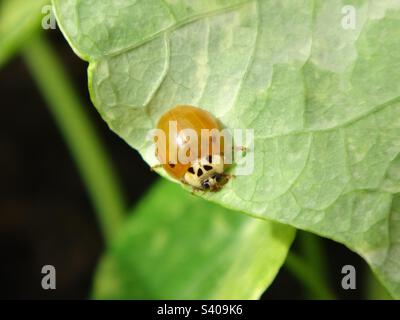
[[53, 0, 400, 298]]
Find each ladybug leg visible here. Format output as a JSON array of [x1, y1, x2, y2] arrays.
[[211, 183, 223, 192], [223, 173, 236, 180], [150, 164, 163, 171], [190, 187, 204, 195], [179, 178, 204, 194], [179, 177, 207, 194], [232, 145, 247, 152], [232, 146, 247, 160]]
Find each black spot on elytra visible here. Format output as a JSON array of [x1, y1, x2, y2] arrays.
[[168, 163, 175, 168], [197, 168, 203, 177], [208, 155, 213, 163], [188, 167, 195, 174], [204, 165, 213, 171]]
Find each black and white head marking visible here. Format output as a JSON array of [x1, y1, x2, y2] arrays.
[[184, 154, 224, 190]]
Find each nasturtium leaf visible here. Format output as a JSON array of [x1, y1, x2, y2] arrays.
[[0, 0, 49, 67], [93, 180, 295, 299], [53, 0, 400, 298]]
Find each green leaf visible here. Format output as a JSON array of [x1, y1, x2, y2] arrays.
[[53, 0, 400, 298], [365, 266, 393, 300], [93, 180, 295, 299], [0, 0, 49, 66]]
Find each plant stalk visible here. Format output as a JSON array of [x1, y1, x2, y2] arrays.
[[22, 32, 126, 243], [285, 232, 337, 299]]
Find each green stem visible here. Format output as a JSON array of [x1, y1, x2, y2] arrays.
[[22, 33, 126, 242], [285, 253, 336, 300], [299, 231, 331, 284], [285, 232, 337, 299]]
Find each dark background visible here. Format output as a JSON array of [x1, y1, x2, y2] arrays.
[[0, 29, 368, 299]]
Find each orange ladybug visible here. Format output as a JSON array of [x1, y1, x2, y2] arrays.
[[154, 105, 230, 191]]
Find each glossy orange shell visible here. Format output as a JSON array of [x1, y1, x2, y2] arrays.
[[156, 105, 223, 179]]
